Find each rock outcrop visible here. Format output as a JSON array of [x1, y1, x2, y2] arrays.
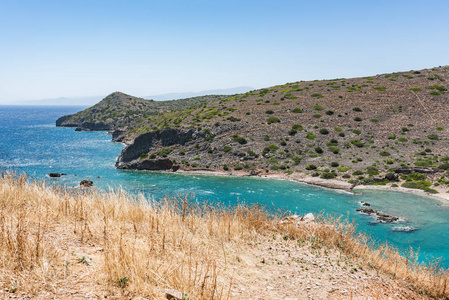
[[116, 128, 205, 166], [356, 203, 400, 223]]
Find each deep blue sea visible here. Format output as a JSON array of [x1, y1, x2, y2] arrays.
[[1, 105, 449, 268]]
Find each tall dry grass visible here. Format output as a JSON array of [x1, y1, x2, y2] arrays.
[[0, 172, 448, 298]]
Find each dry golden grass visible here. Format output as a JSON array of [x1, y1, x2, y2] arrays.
[[0, 172, 448, 299]]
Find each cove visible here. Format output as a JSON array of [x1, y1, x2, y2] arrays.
[[1, 105, 448, 268]]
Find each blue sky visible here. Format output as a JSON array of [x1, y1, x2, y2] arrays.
[[0, 0, 448, 103]]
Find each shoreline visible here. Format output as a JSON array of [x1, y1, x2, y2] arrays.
[[171, 168, 449, 203]]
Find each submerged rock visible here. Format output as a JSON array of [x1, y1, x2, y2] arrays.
[[392, 226, 417, 232]]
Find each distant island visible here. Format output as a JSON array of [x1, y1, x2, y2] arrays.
[[57, 66, 449, 196]]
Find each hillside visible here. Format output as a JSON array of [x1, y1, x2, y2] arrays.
[[58, 66, 449, 193]]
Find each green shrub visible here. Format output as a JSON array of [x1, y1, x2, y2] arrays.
[[407, 173, 427, 181], [436, 127, 444, 131], [353, 117, 362, 122], [326, 139, 338, 147], [438, 163, 449, 170], [330, 162, 339, 167], [414, 159, 434, 167], [353, 170, 364, 176], [373, 86, 386, 91], [157, 148, 173, 157], [311, 93, 323, 98], [140, 153, 148, 159], [410, 88, 421, 91], [268, 144, 279, 151], [149, 154, 157, 159], [370, 118, 379, 122], [384, 158, 394, 164], [312, 104, 324, 110], [388, 135, 396, 140], [379, 151, 391, 156], [247, 150, 258, 157], [313, 114, 322, 118], [288, 129, 297, 136], [353, 107, 362, 112], [353, 129, 361, 135], [398, 137, 408, 142], [334, 127, 342, 132], [265, 110, 274, 114], [321, 172, 337, 179], [264, 135, 270, 141], [338, 166, 351, 172], [325, 110, 334, 115], [305, 132, 316, 140], [366, 167, 379, 176], [223, 146, 233, 152], [342, 174, 351, 179], [232, 135, 247, 144], [315, 146, 323, 154], [427, 134, 439, 140], [293, 157, 302, 165], [292, 108, 303, 113], [328, 146, 340, 154], [339, 132, 345, 137], [319, 128, 329, 135], [305, 164, 317, 170], [350, 139, 364, 147], [292, 124, 303, 131], [223, 164, 229, 170], [267, 117, 281, 124]]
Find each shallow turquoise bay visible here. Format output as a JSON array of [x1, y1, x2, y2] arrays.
[[1, 105, 448, 268]]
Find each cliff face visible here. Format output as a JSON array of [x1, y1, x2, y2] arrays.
[[115, 128, 205, 170]]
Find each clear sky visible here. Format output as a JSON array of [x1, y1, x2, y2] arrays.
[[1, 0, 448, 103]]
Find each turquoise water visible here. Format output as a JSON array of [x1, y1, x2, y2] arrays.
[[1, 105, 449, 267]]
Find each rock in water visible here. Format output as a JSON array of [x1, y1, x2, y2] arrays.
[[356, 207, 376, 214], [392, 226, 417, 232], [49, 173, 61, 177], [80, 180, 93, 187]]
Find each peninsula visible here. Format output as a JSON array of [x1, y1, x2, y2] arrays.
[[57, 66, 449, 196]]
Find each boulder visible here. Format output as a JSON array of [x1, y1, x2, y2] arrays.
[[80, 180, 93, 187], [302, 213, 315, 223], [356, 207, 376, 214], [49, 173, 61, 178], [165, 289, 182, 300]]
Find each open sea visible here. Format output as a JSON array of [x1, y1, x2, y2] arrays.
[[1, 105, 449, 268]]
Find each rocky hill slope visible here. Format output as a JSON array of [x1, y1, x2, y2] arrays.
[[58, 66, 449, 192]]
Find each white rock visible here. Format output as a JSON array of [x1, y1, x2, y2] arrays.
[[302, 213, 315, 223]]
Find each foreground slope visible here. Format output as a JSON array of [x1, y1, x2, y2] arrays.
[[0, 174, 442, 299]]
